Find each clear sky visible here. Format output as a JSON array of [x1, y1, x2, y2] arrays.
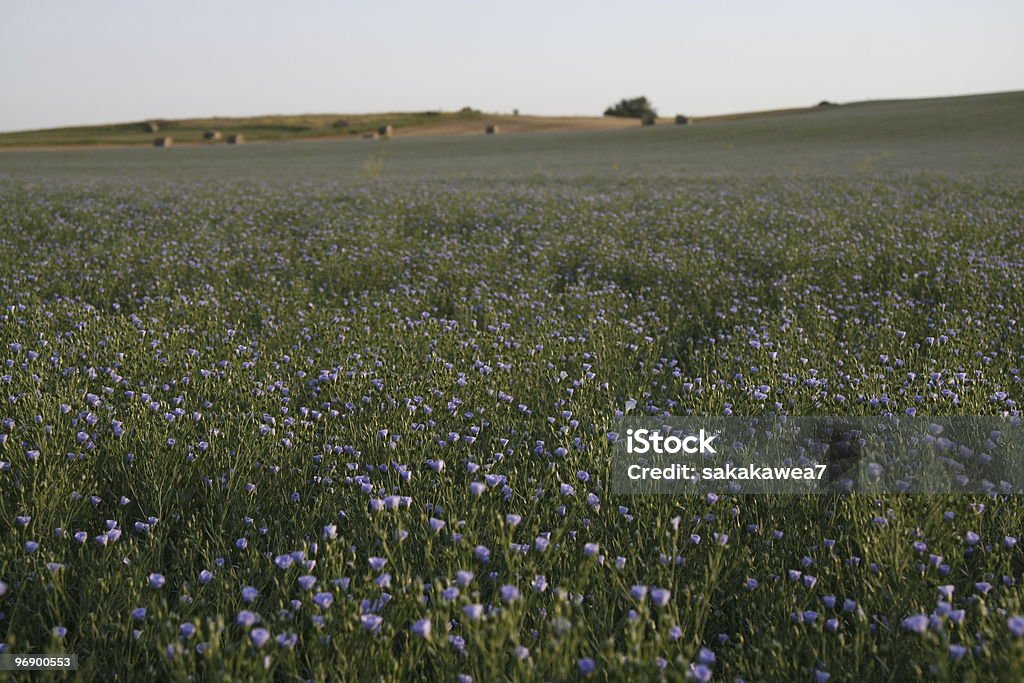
[[2, 0, 1022, 132]]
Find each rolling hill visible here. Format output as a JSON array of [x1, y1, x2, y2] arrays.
[[0, 103, 833, 149], [0, 91, 1020, 179]]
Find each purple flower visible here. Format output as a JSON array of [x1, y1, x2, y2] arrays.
[[199, 570, 214, 584], [948, 644, 968, 661], [688, 663, 712, 682], [1008, 616, 1024, 637], [630, 585, 648, 601], [583, 542, 599, 557], [410, 618, 431, 639], [236, 610, 258, 628], [650, 587, 671, 607], [360, 614, 383, 632], [180, 623, 196, 639], [312, 592, 334, 609], [500, 585, 520, 603], [368, 557, 387, 572], [148, 573, 166, 589], [298, 575, 317, 591], [277, 632, 298, 649], [132, 607, 147, 621], [462, 604, 484, 620], [242, 586, 259, 603], [902, 615, 929, 633], [250, 628, 271, 648], [578, 658, 596, 675]]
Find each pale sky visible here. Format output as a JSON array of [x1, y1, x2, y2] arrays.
[[2, 0, 1022, 132]]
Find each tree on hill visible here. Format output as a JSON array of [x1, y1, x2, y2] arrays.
[[604, 96, 657, 119]]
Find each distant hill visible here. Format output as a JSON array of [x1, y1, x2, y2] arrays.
[[0, 109, 641, 149], [1, 91, 1021, 179], [3, 92, 1019, 150], [0, 100, 860, 149]]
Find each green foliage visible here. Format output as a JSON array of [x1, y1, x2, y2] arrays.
[[0, 175, 1023, 680], [604, 96, 657, 118], [1, 93, 1024, 680]]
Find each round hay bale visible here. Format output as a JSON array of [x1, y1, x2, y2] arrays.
[[641, 112, 656, 126], [378, 125, 393, 137], [203, 130, 222, 141], [153, 137, 173, 147], [674, 115, 690, 125], [145, 122, 160, 133], [485, 124, 499, 135], [227, 134, 245, 145]]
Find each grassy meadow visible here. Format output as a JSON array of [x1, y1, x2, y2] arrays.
[[1, 92, 1023, 681]]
